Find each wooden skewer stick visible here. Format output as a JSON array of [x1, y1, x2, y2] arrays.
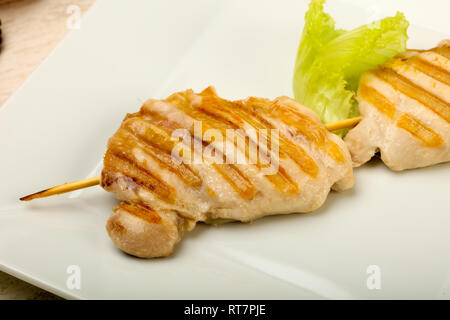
[[20, 116, 362, 201], [20, 176, 100, 201], [325, 116, 362, 132]]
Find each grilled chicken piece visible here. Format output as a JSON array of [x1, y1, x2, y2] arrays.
[[345, 40, 450, 170], [101, 87, 354, 258]]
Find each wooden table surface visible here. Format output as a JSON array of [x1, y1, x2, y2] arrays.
[[0, 0, 95, 300]]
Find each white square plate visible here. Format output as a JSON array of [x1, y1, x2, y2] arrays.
[[0, 0, 449, 299]]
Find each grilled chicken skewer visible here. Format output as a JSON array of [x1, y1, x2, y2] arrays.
[[345, 40, 450, 170], [101, 87, 354, 257], [22, 87, 356, 258], [20, 118, 361, 202]]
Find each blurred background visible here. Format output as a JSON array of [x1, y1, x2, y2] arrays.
[[0, 0, 94, 299]]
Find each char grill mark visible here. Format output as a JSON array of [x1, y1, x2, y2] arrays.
[[117, 110, 257, 200], [359, 84, 396, 119], [149, 110, 258, 200], [122, 118, 202, 187], [196, 92, 304, 193], [223, 97, 319, 179], [397, 113, 444, 147], [166, 89, 301, 195], [408, 56, 450, 86], [117, 202, 162, 224], [195, 135, 258, 200], [266, 103, 345, 163], [104, 149, 175, 203], [359, 83, 443, 147], [212, 163, 256, 199], [373, 67, 450, 123], [138, 101, 258, 200]]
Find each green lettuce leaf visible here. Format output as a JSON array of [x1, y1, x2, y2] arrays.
[[293, 0, 409, 135]]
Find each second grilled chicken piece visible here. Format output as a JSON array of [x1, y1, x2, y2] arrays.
[[345, 40, 450, 170], [101, 87, 354, 258]]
